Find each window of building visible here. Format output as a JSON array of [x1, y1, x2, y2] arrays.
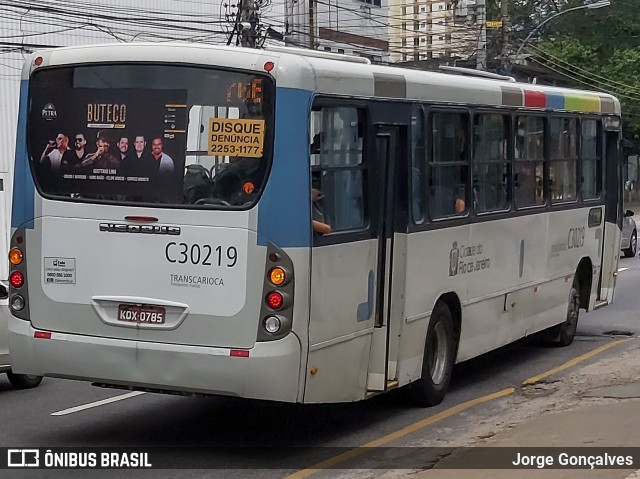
[[429, 111, 469, 218], [310, 107, 366, 232], [550, 117, 578, 203], [515, 116, 545, 208], [360, 0, 381, 6], [581, 119, 602, 199], [472, 114, 509, 212]]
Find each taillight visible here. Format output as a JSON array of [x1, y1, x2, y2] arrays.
[[266, 291, 284, 310], [258, 244, 294, 342], [264, 316, 282, 334], [10, 271, 24, 288], [9, 248, 23, 265], [10, 294, 25, 311], [269, 267, 287, 286], [9, 227, 30, 321]]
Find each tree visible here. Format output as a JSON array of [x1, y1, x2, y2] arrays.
[[503, 0, 640, 143]]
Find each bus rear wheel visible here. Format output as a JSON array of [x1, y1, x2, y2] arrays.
[[6, 371, 43, 389], [410, 302, 455, 407]]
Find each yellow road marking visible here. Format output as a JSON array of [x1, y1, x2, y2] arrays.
[[285, 338, 632, 478], [282, 387, 515, 479], [523, 338, 629, 386]]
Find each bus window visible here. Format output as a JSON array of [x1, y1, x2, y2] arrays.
[[410, 106, 427, 223], [472, 113, 510, 212], [310, 107, 366, 233], [550, 117, 578, 203], [581, 119, 602, 200], [514, 116, 545, 208], [27, 65, 274, 208], [429, 111, 469, 219]]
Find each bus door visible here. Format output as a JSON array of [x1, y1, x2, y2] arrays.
[[306, 107, 404, 401], [366, 125, 406, 391], [598, 123, 623, 303]]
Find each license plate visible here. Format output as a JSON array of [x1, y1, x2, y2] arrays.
[[117, 304, 166, 324]]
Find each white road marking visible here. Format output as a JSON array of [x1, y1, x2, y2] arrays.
[[51, 391, 146, 416], [618, 267, 629, 272]]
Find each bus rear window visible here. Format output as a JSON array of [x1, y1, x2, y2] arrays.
[[27, 64, 274, 208]]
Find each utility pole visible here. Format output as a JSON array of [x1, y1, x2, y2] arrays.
[[239, 0, 259, 48], [476, 0, 487, 70], [309, 0, 316, 49], [226, 0, 259, 48], [500, 0, 509, 72]]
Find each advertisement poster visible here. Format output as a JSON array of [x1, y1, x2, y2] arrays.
[[29, 88, 187, 202]]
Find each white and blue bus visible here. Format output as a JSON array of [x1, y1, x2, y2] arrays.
[[8, 43, 623, 406]]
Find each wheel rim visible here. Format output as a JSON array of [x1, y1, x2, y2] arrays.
[[632, 232, 637, 255], [428, 321, 448, 385]]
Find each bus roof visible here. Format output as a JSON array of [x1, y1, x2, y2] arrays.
[[24, 42, 621, 116]]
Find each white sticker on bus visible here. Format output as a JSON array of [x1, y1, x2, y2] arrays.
[[44, 257, 76, 284]]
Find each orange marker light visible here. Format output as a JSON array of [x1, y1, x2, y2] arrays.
[[9, 248, 23, 265], [243, 182, 255, 195], [269, 267, 286, 286]]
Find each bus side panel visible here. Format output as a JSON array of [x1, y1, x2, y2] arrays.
[[256, 86, 314, 401], [396, 224, 468, 384], [11, 79, 35, 232]]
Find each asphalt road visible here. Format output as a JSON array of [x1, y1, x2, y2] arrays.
[[1, 254, 639, 479]]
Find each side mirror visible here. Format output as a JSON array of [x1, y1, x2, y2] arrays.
[[625, 210, 635, 218]]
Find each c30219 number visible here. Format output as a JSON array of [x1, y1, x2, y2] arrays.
[[165, 242, 238, 267]]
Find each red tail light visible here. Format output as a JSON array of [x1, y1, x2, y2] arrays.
[[266, 291, 284, 310], [10, 271, 24, 288]]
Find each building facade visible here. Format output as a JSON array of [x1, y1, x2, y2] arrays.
[[388, 0, 477, 62], [286, 0, 390, 63]]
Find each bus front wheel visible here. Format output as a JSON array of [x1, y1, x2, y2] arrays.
[[410, 302, 456, 407], [550, 285, 580, 347]]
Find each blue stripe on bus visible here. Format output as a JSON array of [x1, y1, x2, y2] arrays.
[[257, 87, 313, 248], [546, 92, 565, 110], [12, 80, 35, 229]]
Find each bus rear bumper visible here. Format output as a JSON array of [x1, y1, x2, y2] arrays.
[[9, 317, 302, 402]]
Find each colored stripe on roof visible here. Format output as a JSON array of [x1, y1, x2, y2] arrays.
[[565, 93, 600, 113], [501, 86, 523, 106], [500, 86, 609, 113], [524, 90, 545, 108], [546, 92, 565, 110]]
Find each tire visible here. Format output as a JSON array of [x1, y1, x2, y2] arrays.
[[409, 302, 456, 407], [6, 371, 43, 389], [549, 285, 580, 347], [623, 230, 637, 258]]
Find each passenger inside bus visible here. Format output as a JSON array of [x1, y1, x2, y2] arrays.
[[311, 186, 332, 235]]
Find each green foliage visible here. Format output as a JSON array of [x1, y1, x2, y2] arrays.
[[496, 0, 640, 141]]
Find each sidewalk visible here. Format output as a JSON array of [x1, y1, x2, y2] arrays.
[[413, 339, 640, 479]]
